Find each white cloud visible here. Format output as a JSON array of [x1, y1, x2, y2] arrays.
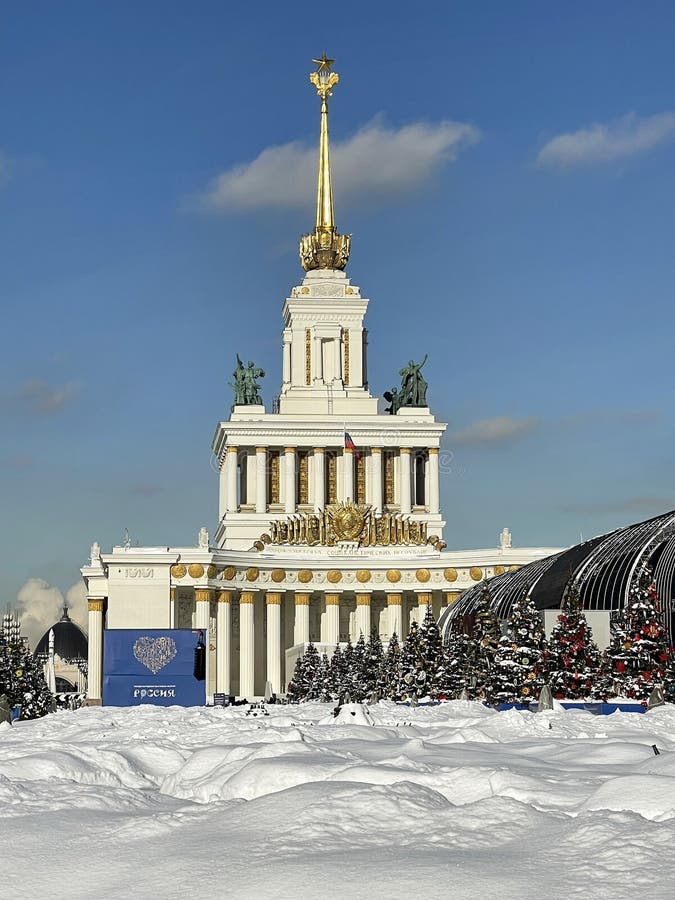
[[196, 116, 479, 212], [450, 415, 540, 446], [1, 378, 80, 415], [16, 578, 87, 649], [537, 111, 675, 168]]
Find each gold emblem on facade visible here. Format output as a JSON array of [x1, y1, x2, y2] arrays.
[[470, 567, 483, 581], [171, 564, 187, 579], [206, 565, 217, 579], [356, 569, 371, 583], [222, 566, 236, 580], [495, 565, 505, 575], [298, 569, 313, 583], [188, 564, 204, 579], [327, 569, 342, 583], [386, 569, 401, 583], [245, 567, 259, 581], [332, 501, 365, 541], [444, 567, 458, 582], [271, 568, 286, 583], [416, 568, 431, 583]]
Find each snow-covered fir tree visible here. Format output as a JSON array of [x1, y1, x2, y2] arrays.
[[417, 605, 446, 699], [443, 625, 472, 698], [309, 652, 334, 702], [598, 564, 671, 701], [0, 614, 54, 719], [466, 584, 502, 699], [378, 633, 401, 699], [545, 582, 601, 700], [484, 592, 547, 704], [348, 633, 368, 701], [360, 628, 384, 699], [286, 642, 321, 701], [330, 644, 347, 699]]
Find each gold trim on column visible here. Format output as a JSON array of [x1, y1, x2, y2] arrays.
[[216, 590, 232, 603], [371, 446, 382, 454], [256, 446, 267, 453], [400, 447, 411, 455], [284, 447, 296, 454], [446, 591, 461, 605], [240, 591, 255, 604], [227, 445, 238, 454], [344, 446, 353, 454], [429, 447, 439, 455], [170, 588, 176, 602], [266, 592, 282, 605], [88, 599, 105, 613], [313, 446, 325, 454], [305, 328, 311, 385], [418, 592, 432, 605], [325, 593, 340, 605], [356, 593, 371, 606], [294, 592, 311, 606], [195, 588, 212, 602], [386, 593, 402, 606]]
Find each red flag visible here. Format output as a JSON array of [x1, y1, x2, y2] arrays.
[[344, 431, 361, 460]]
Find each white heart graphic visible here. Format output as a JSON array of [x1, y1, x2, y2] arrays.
[[133, 636, 177, 674]]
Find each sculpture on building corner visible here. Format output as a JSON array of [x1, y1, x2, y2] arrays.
[[230, 354, 265, 406], [384, 355, 428, 413]]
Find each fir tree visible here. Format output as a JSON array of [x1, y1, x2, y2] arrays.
[[417, 606, 445, 699], [598, 564, 671, 701], [484, 592, 547, 705], [361, 628, 384, 699], [545, 583, 601, 700], [378, 633, 401, 700], [349, 633, 368, 701], [340, 637, 356, 701], [443, 626, 473, 698], [286, 642, 321, 702], [0, 614, 54, 719], [466, 585, 502, 699], [310, 652, 334, 702], [330, 644, 347, 699], [397, 619, 429, 701]]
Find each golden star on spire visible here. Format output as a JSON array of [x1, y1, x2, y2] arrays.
[[312, 53, 335, 72]]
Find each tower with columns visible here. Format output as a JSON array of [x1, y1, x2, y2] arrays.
[[80, 57, 561, 703]]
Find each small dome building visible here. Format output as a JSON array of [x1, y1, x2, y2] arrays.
[[34, 607, 88, 693], [440, 509, 675, 647]]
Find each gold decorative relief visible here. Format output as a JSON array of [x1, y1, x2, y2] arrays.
[[298, 568, 313, 583], [271, 568, 286, 583], [444, 567, 458, 582], [206, 565, 217, 579], [222, 566, 236, 580], [188, 564, 204, 579], [245, 567, 259, 581], [327, 569, 342, 583], [470, 567, 483, 581], [386, 569, 401, 583], [171, 564, 187, 579], [416, 568, 431, 583], [356, 569, 371, 583]]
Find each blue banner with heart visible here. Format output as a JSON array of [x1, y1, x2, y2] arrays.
[[103, 629, 206, 707]]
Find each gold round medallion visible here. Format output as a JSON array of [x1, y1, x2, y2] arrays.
[[494, 565, 505, 575], [356, 569, 371, 583], [171, 564, 186, 579], [222, 565, 236, 581], [470, 566, 483, 581], [271, 568, 286, 583], [332, 502, 365, 541], [444, 567, 458, 582], [386, 568, 401, 583], [327, 569, 342, 584], [298, 568, 313, 583], [245, 567, 259, 582], [416, 568, 431, 583], [206, 564, 217, 579], [188, 563, 204, 579]]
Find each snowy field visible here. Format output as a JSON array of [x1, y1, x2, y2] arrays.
[[2, 703, 675, 900]]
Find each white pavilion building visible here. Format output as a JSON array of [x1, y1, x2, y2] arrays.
[[81, 57, 562, 702]]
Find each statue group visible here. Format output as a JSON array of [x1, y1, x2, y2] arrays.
[[384, 355, 428, 414], [230, 354, 265, 406]]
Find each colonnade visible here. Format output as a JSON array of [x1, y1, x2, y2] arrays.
[[86, 588, 456, 702], [222, 445, 441, 516]]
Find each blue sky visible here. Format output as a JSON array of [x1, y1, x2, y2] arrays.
[[3, 1, 675, 611]]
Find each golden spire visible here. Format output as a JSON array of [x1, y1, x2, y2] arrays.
[[299, 55, 351, 272]]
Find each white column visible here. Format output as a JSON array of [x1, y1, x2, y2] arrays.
[[355, 593, 371, 639], [86, 598, 104, 703], [255, 447, 267, 513], [282, 329, 291, 386], [314, 447, 325, 511], [226, 446, 238, 512], [195, 589, 211, 695], [387, 593, 403, 640], [239, 591, 255, 698], [294, 592, 310, 645], [216, 591, 231, 694], [322, 593, 340, 644], [371, 448, 383, 514], [428, 448, 440, 514], [285, 447, 296, 514], [266, 592, 282, 695], [343, 448, 354, 501], [400, 448, 412, 515]]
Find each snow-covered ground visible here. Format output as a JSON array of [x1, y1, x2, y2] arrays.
[[2, 702, 675, 900]]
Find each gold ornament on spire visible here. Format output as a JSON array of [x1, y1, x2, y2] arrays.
[[299, 55, 351, 272]]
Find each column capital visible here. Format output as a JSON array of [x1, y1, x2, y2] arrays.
[[386, 593, 402, 606], [428, 447, 439, 455], [216, 590, 232, 603], [294, 592, 311, 605], [417, 592, 432, 604], [400, 447, 411, 455], [88, 598, 105, 612], [313, 446, 325, 454], [325, 593, 340, 605], [371, 446, 382, 454], [256, 446, 267, 454], [227, 445, 238, 453], [195, 588, 213, 602], [240, 591, 256, 604], [344, 446, 353, 454], [446, 591, 461, 606], [265, 592, 282, 605], [355, 593, 371, 606], [284, 446, 296, 454]]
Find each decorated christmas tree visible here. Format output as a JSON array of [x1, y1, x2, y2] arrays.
[[545, 582, 601, 700], [453, 583, 502, 700], [484, 592, 547, 705], [0, 613, 54, 719], [598, 563, 671, 701], [443, 625, 472, 698], [397, 619, 424, 701]]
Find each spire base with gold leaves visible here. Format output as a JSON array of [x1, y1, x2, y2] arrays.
[[299, 226, 351, 272]]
